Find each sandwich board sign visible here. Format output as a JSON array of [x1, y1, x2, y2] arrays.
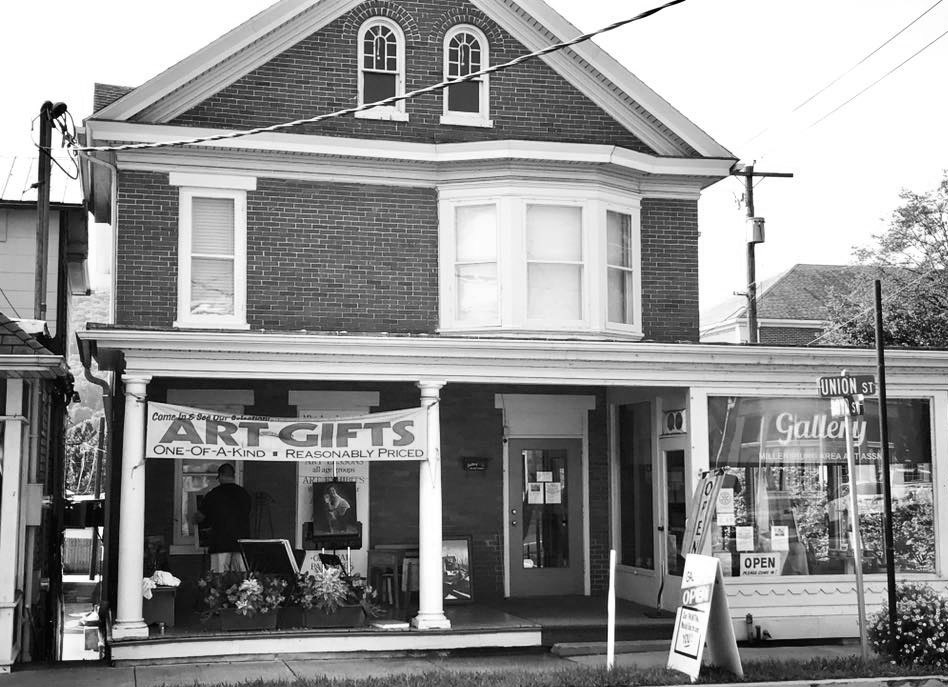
[[668, 554, 743, 681]]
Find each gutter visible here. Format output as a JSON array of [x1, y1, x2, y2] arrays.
[[77, 149, 118, 324]]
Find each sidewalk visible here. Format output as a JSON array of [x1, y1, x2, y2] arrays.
[[2, 643, 871, 686]]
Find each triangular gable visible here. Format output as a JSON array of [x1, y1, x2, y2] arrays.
[[93, 0, 732, 159]]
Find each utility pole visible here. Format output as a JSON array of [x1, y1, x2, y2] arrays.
[[731, 164, 793, 344], [33, 101, 68, 323]]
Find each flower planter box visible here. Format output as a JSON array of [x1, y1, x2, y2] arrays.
[[278, 604, 364, 630], [212, 608, 279, 632]]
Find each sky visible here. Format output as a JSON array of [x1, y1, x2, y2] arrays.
[[2, 0, 947, 314]]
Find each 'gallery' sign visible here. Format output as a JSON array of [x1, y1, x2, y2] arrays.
[[146, 402, 428, 462]]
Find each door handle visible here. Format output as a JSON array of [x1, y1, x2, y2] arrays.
[[657, 526, 665, 532]]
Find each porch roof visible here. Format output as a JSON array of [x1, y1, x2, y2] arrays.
[[76, 328, 948, 391]]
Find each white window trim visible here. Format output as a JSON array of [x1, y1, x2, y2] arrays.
[[355, 17, 410, 123], [440, 24, 493, 128], [174, 186, 249, 330], [438, 184, 644, 339], [603, 202, 643, 335]]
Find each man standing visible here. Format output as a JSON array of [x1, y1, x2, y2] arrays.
[[196, 463, 252, 572]]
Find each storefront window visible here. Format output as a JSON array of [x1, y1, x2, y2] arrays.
[[708, 396, 935, 577]]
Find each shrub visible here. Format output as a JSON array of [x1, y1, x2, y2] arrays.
[[868, 582, 948, 666], [197, 571, 286, 618]]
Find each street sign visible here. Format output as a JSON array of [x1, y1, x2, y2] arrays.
[[830, 396, 865, 417], [818, 375, 876, 397]]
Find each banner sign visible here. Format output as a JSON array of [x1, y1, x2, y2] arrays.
[[146, 403, 428, 462], [668, 554, 743, 682]]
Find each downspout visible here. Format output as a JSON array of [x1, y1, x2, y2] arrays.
[[76, 148, 118, 629]]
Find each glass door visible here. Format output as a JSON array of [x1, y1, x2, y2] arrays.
[[659, 442, 687, 607], [507, 439, 584, 596]]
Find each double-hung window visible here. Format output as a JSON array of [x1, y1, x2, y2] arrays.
[[442, 26, 491, 127], [607, 210, 638, 326], [454, 204, 499, 324], [357, 18, 408, 121], [173, 174, 252, 329], [526, 205, 584, 322]]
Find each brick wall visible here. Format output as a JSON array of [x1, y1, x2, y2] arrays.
[[247, 178, 439, 332], [116, 173, 699, 341], [640, 198, 700, 342], [171, 0, 654, 153], [115, 171, 179, 327], [759, 326, 824, 346]]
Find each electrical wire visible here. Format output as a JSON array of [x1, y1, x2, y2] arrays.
[[0, 286, 23, 318], [808, 26, 948, 129], [804, 268, 935, 346], [31, 116, 80, 180], [71, 0, 687, 154], [744, 0, 945, 147]]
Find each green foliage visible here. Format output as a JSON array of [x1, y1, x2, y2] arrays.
[[823, 171, 948, 348], [861, 501, 935, 572], [288, 566, 349, 613], [869, 582, 948, 666], [197, 571, 286, 618], [65, 414, 105, 495]]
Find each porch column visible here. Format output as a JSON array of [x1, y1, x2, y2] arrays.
[[412, 381, 450, 630], [112, 375, 151, 640], [0, 380, 26, 671]]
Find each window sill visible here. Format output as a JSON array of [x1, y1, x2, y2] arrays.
[[439, 326, 645, 341], [173, 319, 251, 331], [355, 107, 410, 122], [440, 113, 493, 128]]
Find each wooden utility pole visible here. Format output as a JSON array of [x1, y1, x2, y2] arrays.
[[730, 165, 793, 344]]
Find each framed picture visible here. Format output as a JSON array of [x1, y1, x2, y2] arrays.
[[442, 536, 473, 604], [312, 481, 359, 537]]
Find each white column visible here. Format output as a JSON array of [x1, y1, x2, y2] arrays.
[[112, 375, 151, 640], [0, 380, 26, 671], [412, 381, 451, 630]]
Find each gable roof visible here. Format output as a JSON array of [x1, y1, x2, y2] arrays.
[[701, 264, 881, 327], [90, 0, 733, 160], [0, 312, 55, 356]]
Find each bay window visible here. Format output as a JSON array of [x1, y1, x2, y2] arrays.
[[439, 186, 641, 337]]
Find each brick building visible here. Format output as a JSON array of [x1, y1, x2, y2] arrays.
[[76, 0, 948, 663]]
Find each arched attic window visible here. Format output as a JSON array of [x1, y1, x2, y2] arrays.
[[441, 25, 492, 128], [356, 17, 408, 122]]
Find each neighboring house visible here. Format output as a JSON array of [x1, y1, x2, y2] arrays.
[[701, 263, 873, 345], [0, 157, 89, 671], [75, 0, 948, 663]]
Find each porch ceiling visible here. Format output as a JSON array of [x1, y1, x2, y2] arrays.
[[76, 329, 948, 390]]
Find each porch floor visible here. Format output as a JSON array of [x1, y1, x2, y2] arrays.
[[109, 597, 672, 665]]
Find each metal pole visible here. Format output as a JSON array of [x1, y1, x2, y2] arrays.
[[34, 102, 53, 321], [743, 165, 759, 344], [874, 280, 898, 656], [607, 549, 616, 670], [842, 383, 869, 661]]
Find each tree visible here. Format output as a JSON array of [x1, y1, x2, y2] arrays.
[[822, 171, 948, 348]]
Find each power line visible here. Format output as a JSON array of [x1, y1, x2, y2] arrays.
[[0, 286, 22, 318], [72, 0, 687, 154], [808, 26, 948, 129], [792, 0, 944, 113], [743, 0, 945, 149]]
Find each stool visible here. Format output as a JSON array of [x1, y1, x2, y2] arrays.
[[370, 567, 398, 608]]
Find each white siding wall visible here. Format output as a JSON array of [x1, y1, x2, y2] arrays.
[[0, 208, 60, 335]]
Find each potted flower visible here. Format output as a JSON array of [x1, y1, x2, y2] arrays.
[[198, 571, 286, 631], [279, 564, 366, 629]]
